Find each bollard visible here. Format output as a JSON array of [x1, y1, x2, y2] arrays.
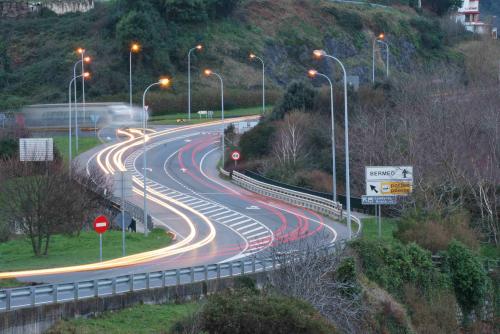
[[53, 284, 58, 303]]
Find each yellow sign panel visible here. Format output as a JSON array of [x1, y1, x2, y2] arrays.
[[381, 182, 412, 195]]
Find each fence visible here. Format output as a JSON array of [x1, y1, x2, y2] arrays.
[[0, 240, 348, 313]]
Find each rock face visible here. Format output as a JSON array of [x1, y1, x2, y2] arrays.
[[0, 1, 94, 18], [44, 0, 94, 15]]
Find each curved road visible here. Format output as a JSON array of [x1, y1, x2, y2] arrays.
[[5, 118, 349, 284]]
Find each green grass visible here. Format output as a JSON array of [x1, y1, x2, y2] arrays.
[[480, 243, 500, 261], [149, 106, 268, 125], [48, 303, 199, 334], [361, 217, 398, 242], [53, 136, 102, 164], [0, 228, 172, 273]]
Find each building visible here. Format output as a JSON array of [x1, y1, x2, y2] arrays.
[[455, 0, 497, 38]]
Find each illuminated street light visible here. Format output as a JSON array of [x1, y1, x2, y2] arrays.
[[204, 69, 226, 166], [130, 42, 141, 110], [308, 69, 337, 203], [249, 53, 266, 115], [141, 77, 171, 236], [73, 56, 91, 152], [68, 72, 90, 175], [188, 44, 203, 121], [372, 33, 390, 83], [313, 49, 352, 239], [76, 48, 87, 132]]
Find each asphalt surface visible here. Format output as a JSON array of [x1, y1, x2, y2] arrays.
[[13, 120, 349, 284]]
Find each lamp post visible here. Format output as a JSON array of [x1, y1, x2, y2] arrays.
[[249, 53, 266, 115], [204, 69, 225, 166], [77, 48, 87, 129], [308, 69, 337, 203], [73, 56, 91, 152], [130, 43, 141, 110], [68, 72, 90, 175], [313, 49, 352, 239], [141, 78, 171, 236], [188, 44, 203, 121], [372, 33, 390, 83]]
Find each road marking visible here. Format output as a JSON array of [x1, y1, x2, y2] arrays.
[[211, 210, 232, 218], [216, 213, 239, 221], [219, 216, 243, 224], [229, 219, 252, 228], [236, 222, 258, 231], [246, 230, 269, 239], [242, 226, 264, 235]]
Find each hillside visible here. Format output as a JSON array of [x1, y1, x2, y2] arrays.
[[0, 0, 462, 114]]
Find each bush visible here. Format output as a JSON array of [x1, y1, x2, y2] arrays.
[[410, 17, 444, 50], [272, 81, 316, 120], [444, 240, 488, 322], [395, 210, 479, 253], [239, 122, 275, 159], [352, 239, 447, 297], [324, 7, 363, 31], [195, 290, 338, 334]]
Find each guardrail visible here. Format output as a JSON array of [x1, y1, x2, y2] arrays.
[[232, 171, 344, 220], [0, 240, 348, 312]]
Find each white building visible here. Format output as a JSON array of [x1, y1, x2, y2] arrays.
[[455, 0, 497, 38]]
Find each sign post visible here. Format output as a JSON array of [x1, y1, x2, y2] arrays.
[[231, 150, 241, 167], [93, 215, 110, 262], [113, 172, 132, 256], [364, 166, 413, 238]]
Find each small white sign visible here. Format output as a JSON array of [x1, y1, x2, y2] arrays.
[[19, 138, 54, 162], [366, 166, 413, 182]]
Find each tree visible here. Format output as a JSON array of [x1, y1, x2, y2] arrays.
[[0, 159, 110, 256], [239, 122, 275, 159], [444, 240, 488, 323], [272, 112, 309, 170], [422, 0, 463, 16], [272, 81, 316, 120]]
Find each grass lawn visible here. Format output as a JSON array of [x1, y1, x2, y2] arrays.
[[0, 228, 172, 273], [53, 136, 102, 164], [48, 303, 199, 334], [149, 106, 269, 125], [361, 217, 398, 242]]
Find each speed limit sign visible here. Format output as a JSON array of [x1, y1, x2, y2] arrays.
[[231, 150, 241, 161]]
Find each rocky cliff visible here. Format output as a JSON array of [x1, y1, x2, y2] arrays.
[[0, 0, 94, 18]]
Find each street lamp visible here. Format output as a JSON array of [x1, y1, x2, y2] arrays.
[[313, 49, 352, 239], [68, 72, 90, 175], [130, 43, 141, 110], [249, 53, 266, 115], [188, 44, 203, 121], [141, 77, 171, 236], [308, 69, 337, 203], [73, 56, 91, 152], [76, 48, 87, 129], [204, 69, 225, 166], [372, 33, 389, 83]]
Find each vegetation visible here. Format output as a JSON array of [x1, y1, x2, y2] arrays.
[[53, 135, 101, 163], [48, 302, 199, 334], [0, 228, 172, 272]]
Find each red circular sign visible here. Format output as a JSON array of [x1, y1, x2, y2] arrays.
[[93, 215, 110, 234], [231, 150, 241, 161]]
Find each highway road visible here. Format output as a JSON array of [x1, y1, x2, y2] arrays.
[[2, 117, 350, 285]]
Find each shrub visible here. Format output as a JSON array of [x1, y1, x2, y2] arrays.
[[324, 7, 363, 31], [410, 17, 444, 50], [352, 239, 447, 297], [239, 122, 275, 159], [444, 240, 488, 322], [196, 290, 338, 334], [395, 210, 479, 253], [272, 81, 316, 120]]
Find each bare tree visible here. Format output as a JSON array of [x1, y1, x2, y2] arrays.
[[258, 234, 366, 333], [0, 158, 111, 256], [272, 111, 309, 169]]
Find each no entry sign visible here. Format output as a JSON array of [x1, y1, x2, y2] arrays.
[[231, 150, 241, 161], [93, 215, 110, 234]]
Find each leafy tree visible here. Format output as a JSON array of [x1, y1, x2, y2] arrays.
[[272, 81, 316, 120], [422, 0, 463, 16], [239, 122, 275, 159], [444, 240, 488, 322], [162, 0, 209, 22]]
